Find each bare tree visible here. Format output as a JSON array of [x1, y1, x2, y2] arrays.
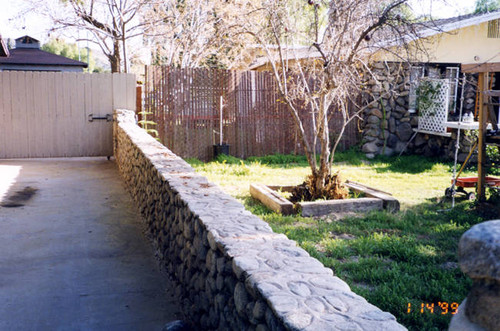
[[143, 0, 251, 68], [241, 0, 431, 199], [25, 0, 156, 72]]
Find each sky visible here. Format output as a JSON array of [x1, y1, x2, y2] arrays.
[[0, 0, 480, 64]]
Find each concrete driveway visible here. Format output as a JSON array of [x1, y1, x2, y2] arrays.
[[0, 158, 181, 330]]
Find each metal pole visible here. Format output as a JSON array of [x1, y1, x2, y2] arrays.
[[478, 73, 487, 201], [220, 95, 223, 145]]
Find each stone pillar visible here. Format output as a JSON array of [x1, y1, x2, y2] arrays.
[[449, 220, 500, 331]]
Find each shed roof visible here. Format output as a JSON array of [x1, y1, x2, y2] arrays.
[[0, 35, 9, 57], [0, 47, 88, 68]]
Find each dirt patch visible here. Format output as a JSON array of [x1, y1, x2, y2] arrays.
[[473, 201, 500, 219], [328, 232, 356, 240], [1, 186, 38, 208], [289, 173, 349, 203]]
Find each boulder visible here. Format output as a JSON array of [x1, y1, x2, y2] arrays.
[[362, 142, 380, 154], [386, 134, 399, 148], [382, 147, 395, 156], [395, 141, 407, 154], [369, 109, 384, 119], [459, 220, 500, 281], [395, 105, 407, 113], [388, 118, 396, 133], [365, 153, 376, 159], [396, 122, 413, 142], [457, 220, 500, 331], [365, 127, 381, 138], [414, 134, 427, 147], [367, 115, 381, 124], [465, 279, 500, 330], [396, 97, 406, 107]]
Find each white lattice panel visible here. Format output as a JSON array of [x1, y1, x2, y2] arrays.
[[417, 78, 450, 135]]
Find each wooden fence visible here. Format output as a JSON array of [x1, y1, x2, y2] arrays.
[[144, 66, 360, 161], [0, 72, 136, 158]]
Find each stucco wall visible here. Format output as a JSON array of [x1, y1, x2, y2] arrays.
[[113, 109, 406, 330], [375, 21, 500, 65]]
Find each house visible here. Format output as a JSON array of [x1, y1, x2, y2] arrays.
[[362, 10, 500, 159], [247, 10, 500, 159], [0, 35, 88, 72]]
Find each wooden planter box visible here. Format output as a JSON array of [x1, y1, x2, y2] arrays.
[[250, 181, 399, 217]]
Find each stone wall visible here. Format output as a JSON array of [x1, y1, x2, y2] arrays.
[[113, 109, 406, 330], [361, 62, 478, 161]]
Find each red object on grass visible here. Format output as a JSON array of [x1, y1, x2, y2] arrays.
[[453, 177, 500, 188]]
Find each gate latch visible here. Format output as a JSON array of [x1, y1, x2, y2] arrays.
[[88, 114, 113, 122]]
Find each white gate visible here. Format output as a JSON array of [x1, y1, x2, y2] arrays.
[[0, 72, 136, 158]]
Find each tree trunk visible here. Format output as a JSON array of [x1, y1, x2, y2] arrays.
[[109, 41, 121, 73]]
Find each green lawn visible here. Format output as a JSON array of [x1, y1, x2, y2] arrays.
[[187, 151, 497, 331]]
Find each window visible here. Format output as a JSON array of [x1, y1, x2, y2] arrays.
[[488, 19, 500, 38], [408, 66, 424, 113], [445, 67, 459, 114]]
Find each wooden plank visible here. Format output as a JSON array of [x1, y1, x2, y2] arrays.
[[0, 73, 11, 158], [127, 74, 137, 111], [83, 73, 94, 156], [99, 73, 114, 156], [24, 72, 35, 157], [462, 62, 500, 73], [45, 73, 57, 157], [249, 184, 295, 215], [68, 72, 82, 156], [345, 182, 400, 212], [61, 73, 73, 156], [32, 72, 46, 157], [13, 72, 29, 158], [299, 198, 383, 217], [112, 73, 126, 110]]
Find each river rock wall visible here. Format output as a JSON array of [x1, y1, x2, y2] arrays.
[[113, 109, 406, 330]]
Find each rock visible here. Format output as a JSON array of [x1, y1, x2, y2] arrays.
[[386, 134, 399, 148], [365, 153, 376, 159], [364, 135, 377, 142], [365, 128, 381, 138], [466, 279, 500, 330], [392, 112, 403, 120], [362, 142, 380, 154], [380, 120, 388, 130], [234, 282, 249, 316], [459, 220, 500, 281], [162, 320, 193, 331], [367, 115, 381, 124], [369, 109, 383, 119], [253, 300, 267, 321], [448, 300, 487, 331], [410, 116, 419, 126], [382, 147, 395, 156], [396, 122, 413, 142], [395, 141, 407, 154], [395, 105, 407, 113], [396, 97, 406, 107], [414, 134, 427, 147], [457, 220, 500, 331], [388, 118, 396, 133]]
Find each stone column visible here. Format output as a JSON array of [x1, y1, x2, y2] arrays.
[[449, 220, 500, 331]]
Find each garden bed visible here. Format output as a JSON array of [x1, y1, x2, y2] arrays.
[[250, 180, 399, 217]]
